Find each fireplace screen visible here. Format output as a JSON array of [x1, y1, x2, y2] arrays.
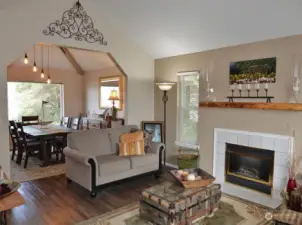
[[225, 143, 274, 195]]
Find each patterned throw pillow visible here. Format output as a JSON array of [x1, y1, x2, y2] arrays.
[[119, 131, 145, 156], [143, 131, 153, 153]]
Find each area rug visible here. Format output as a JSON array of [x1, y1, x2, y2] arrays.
[[10, 156, 66, 182], [76, 195, 274, 225]]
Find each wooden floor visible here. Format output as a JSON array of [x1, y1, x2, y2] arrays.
[[7, 172, 169, 225]]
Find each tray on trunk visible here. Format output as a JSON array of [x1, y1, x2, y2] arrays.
[[170, 168, 215, 188]]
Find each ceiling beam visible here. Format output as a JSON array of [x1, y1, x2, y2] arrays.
[[59, 47, 84, 75]]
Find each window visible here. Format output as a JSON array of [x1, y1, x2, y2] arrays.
[[7, 82, 64, 124], [177, 71, 200, 148]]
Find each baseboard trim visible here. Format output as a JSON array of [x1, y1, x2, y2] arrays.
[[165, 162, 178, 169]]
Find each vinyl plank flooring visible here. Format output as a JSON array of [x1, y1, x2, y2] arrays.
[[7, 171, 171, 225]]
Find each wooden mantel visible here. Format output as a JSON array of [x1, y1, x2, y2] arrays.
[[199, 102, 302, 111]]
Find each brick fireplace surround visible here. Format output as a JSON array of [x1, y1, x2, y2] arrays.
[[213, 128, 293, 208]]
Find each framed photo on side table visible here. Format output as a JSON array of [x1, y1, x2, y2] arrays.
[[141, 121, 164, 143]]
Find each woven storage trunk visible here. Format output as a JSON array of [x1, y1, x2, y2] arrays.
[[140, 182, 221, 225]]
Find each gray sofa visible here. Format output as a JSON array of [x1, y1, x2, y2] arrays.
[[63, 125, 165, 197]]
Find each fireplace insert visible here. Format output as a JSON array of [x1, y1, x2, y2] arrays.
[[225, 143, 274, 195]]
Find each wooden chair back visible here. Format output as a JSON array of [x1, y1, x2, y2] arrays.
[[79, 117, 89, 130], [22, 116, 39, 126], [9, 120, 18, 145], [60, 117, 70, 128], [15, 122, 28, 149], [69, 117, 80, 130]]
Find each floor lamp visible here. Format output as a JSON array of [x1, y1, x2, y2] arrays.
[[156, 82, 175, 167]]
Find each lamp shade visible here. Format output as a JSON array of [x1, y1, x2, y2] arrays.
[[156, 82, 175, 91], [108, 90, 120, 101]]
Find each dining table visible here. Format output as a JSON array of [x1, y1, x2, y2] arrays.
[[20, 124, 74, 167]]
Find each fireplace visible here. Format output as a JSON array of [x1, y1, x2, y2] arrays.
[[225, 143, 275, 195]]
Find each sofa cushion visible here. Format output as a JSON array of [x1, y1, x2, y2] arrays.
[[128, 153, 158, 169], [68, 130, 111, 155], [107, 125, 139, 154], [96, 155, 131, 177]]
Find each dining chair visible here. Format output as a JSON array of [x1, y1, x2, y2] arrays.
[[48, 133, 67, 163], [22, 116, 39, 126], [78, 117, 89, 130], [15, 122, 41, 168], [9, 121, 19, 161], [60, 117, 70, 128], [69, 117, 80, 130]]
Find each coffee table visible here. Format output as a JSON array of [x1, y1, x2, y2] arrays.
[[140, 181, 221, 225]]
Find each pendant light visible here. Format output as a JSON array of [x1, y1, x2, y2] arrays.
[[24, 53, 28, 64], [47, 45, 51, 84], [41, 45, 45, 78], [33, 44, 37, 72]]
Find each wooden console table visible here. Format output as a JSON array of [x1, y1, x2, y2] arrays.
[[0, 173, 25, 225]]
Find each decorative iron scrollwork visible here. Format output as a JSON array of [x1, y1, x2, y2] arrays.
[[43, 0, 107, 46]]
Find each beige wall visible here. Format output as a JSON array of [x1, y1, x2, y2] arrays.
[[84, 67, 125, 118], [8, 65, 84, 117], [155, 35, 302, 169]]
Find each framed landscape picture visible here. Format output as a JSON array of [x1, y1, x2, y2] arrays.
[[229, 57, 276, 84], [141, 121, 164, 143]]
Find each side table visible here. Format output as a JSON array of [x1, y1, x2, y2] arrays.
[[0, 172, 25, 225]]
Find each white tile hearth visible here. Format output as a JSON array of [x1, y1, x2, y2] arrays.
[[213, 128, 293, 209]]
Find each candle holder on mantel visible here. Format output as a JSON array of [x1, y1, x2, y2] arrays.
[[227, 84, 274, 103]]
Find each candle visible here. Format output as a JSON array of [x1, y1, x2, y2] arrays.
[[205, 66, 209, 82], [247, 84, 251, 90], [238, 84, 242, 90], [230, 84, 235, 90], [255, 83, 260, 90], [265, 83, 268, 89], [294, 60, 299, 78]]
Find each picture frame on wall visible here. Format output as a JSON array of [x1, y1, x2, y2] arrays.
[[141, 121, 164, 143]]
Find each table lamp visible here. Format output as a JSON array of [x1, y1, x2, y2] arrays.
[[108, 90, 119, 120]]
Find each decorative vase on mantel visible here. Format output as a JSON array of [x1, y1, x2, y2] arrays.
[[203, 80, 216, 102], [289, 77, 301, 103]]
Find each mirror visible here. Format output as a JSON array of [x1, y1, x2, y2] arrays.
[[98, 75, 124, 110]]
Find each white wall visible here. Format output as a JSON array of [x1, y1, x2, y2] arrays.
[[84, 67, 125, 118], [8, 65, 84, 117], [0, 0, 154, 176]]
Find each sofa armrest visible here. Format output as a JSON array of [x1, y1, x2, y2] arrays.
[[151, 142, 165, 154], [151, 142, 165, 171], [63, 147, 97, 166]]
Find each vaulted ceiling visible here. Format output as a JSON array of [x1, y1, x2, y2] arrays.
[[2, 0, 302, 59], [97, 0, 302, 58], [11, 45, 115, 73]]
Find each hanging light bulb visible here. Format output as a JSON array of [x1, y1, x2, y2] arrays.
[[41, 45, 44, 78], [47, 44, 51, 84], [24, 53, 28, 64], [33, 44, 37, 72], [47, 76, 51, 84], [33, 62, 37, 72], [41, 69, 45, 78]]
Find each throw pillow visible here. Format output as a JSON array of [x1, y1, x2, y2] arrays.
[[119, 140, 145, 156], [143, 131, 153, 153], [119, 131, 145, 156]]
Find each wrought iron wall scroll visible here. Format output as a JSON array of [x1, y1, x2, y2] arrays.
[[43, 0, 107, 46]]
